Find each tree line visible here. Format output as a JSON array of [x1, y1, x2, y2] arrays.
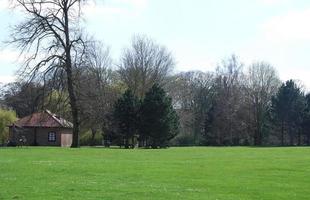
[[1, 0, 309, 147], [167, 58, 310, 147], [1, 40, 310, 147]]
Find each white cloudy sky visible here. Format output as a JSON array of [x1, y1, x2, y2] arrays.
[[0, 0, 310, 89]]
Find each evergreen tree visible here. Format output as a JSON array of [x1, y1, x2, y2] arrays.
[[140, 84, 179, 148], [271, 80, 305, 145], [302, 94, 310, 145], [113, 90, 140, 148]]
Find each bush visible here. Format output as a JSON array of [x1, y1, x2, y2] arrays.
[[0, 109, 17, 145], [80, 130, 103, 146]]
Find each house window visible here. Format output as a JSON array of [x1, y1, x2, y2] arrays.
[[48, 132, 56, 142]]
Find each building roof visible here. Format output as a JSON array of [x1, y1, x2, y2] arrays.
[[11, 110, 73, 128]]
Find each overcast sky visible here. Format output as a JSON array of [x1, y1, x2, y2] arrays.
[[0, 0, 310, 89]]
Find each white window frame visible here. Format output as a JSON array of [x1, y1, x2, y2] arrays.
[[48, 132, 56, 142]]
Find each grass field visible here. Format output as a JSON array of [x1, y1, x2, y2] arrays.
[[0, 147, 310, 200]]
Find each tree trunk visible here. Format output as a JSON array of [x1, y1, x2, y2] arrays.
[[125, 137, 129, 149], [254, 124, 262, 146], [254, 129, 258, 146], [90, 128, 97, 146], [151, 138, 157, 149], [281, 120, 284, 146], [254, 130, 260, 146], [298, 129, 301, 146], [289, 126, 294, 146], [62, 5, 80, 148], [132, 137, 135, 149]]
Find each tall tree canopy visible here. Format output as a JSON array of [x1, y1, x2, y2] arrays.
[[208, 55, 245, 145], [119, 35, 175, 98], [246, 62, 280, 145]]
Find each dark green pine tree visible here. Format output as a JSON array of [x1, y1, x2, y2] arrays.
[[302, 94, 310, 146], [113, 89, 140, 148], [140, 84, 179, 148], [271, 80, 305, 146]]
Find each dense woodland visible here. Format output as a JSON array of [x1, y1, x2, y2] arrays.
[[0, 1, 310, 147]]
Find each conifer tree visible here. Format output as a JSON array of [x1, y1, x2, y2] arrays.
[[271, 80, 305, 145], [113, 90, 140, 148], [140, 84, 179, 148]]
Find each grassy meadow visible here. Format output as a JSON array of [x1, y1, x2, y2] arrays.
[[0, 147, 310, 200]]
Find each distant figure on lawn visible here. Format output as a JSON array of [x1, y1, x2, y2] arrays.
[[18, 136, 27, 147]]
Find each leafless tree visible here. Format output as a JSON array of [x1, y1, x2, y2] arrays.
[[119, 35, 175, 98], [78, 42, 120, 145], [8, 0, 89, 147], [212, 55, 246, 145], [166, 71, 215, 145], [246, 62, 281, 145]]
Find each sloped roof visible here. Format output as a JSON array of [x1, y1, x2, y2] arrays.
[[11, 110, 73, 128]]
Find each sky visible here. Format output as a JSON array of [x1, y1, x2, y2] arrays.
[[0, 0, 310, 89]]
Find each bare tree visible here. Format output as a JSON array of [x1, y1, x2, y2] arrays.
[[166, 73, 196, 145], [211, 55, 246, 145], [246, 62, 280, 145], [119, 35, 175, 98], [8, 0, 89, 147], [78, 42, 120, 145], [166, 71, 215, 146]]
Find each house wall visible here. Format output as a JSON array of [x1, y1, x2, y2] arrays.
[[9, 127, 72, 147], [9, 127, 35, 145], [36, 128, 61, 146]]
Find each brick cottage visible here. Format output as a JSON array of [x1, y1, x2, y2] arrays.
[[9, 110, 73, 147]]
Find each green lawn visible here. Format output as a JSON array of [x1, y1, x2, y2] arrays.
[[0, 147, 310, 200]]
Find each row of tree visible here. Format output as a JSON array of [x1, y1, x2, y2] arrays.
[[168, 60, 310, 147], [1, 49, 310, 147], [3, 0, 310, 147]]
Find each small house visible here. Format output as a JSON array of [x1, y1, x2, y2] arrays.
[[8, 110, 73, 147]]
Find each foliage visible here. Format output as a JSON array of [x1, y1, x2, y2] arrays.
[[79, 130, 104, 146], [140, 84, 179, 148], [302, 94, 310, 145], [0, 109, 17, 145], [271, 80, 306, 145], [44, 90, 71, 120], [113, 89, 140, 148], [3, 82, 44, 118], [2, 41, 310, 147]]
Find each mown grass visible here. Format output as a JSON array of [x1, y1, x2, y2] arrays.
[[0, 147, 310, 200]]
